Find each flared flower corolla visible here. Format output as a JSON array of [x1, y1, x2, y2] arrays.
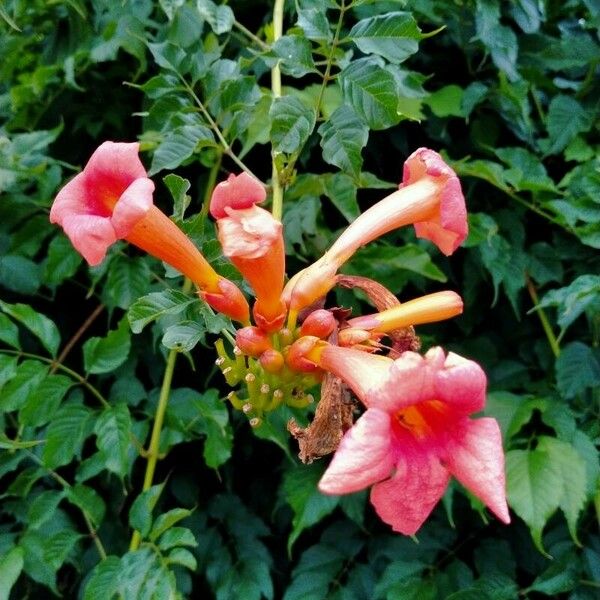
[[347, 291, 463, 333], [284, 148, 467, 313], [50, 142, 249, 323], [293, 340, 509, 535], [211, 173, 286, 331]]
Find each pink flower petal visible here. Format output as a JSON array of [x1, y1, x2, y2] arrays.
[[60, 214, 117, 266], [444, 417, 510, 524], [111, 178, 155, 238], [318, 408, 395, 494], [434, 351, 487, 415], [210, 172, 267, 219], [370, 437, 450, 535]]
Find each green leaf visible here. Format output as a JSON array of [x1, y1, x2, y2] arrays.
[[66, 484, 106, 527], [0, 354, 17, 391], [318, 106, 369, 179], [42, 401, 92, 468], [528, 554, 579, 595], [349, 12, 425, 64], [196, 0, 234, 34], [0, 314, 20, 349], [556, 342, 600, 399], [164, 173, 191, 220], [157, 527, 197, 550], [83, 318, 131, 375], [340, 59, 400, 130], [425, 85, 464, 117], [27, 490, 65, 529], [166, 547, 197, 570], [0, 301, 60, 357], [128, 289, 198, 334], [150, 118, 214, 174], [270, 96, 316, 154], [0, 546, 24, 600], [0, 359, 47, 412], [537, 275, 600, 332], [43, 235, 82, 287], [322, 173, 359, 222], [149, 508, 192, 541], [272, 35, 316, 77], [105, 256, 151, 309], [129, 482, 166, 538], [162, 321, 205, 352], [545, 95, 594, 155], [19, 374, 72, 427], [297, 7, 331, 41], [43, 529, 82, 572], [0, 255, 41, 295], [283, 463, 339, 553], [83, 556, 121, 600], [94, 403, 132, 477]]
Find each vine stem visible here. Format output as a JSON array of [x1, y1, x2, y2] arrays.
[[270, 0, 284, 221], [24, 450, 107, 560], [129, 278, 192, 551], [0, 349, 110, 408], [525, 273, 560, 358], [233, 19, 269, 50]]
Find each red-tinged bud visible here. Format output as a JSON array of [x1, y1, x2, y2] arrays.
[[287, 336, 322, 373], [338, 328, 373, 347], [259, 349, 285, 373], [252, 299, 286, 333], [300, 309, 336, 339], [279, 327, 294, 346], [201, 277, 250, 324], [236, 326, 272, 357]]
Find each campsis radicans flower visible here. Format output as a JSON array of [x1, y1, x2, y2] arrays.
[[284, 148, 468, 313], [210, 173, 287, 331], [289, 340, 510, 535], [49, 142, 249, 323]]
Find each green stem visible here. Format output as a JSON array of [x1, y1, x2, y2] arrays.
[[270, 0, 285, 221], [0, 349, 110, 408], [233, 19, 269, 50], [526, 274, 560, 358], [24, 450, 107, 560], [202, 153, 223, 216]]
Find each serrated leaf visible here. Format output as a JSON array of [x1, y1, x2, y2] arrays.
[[157, 526, 197, 550], [83, 318, 131, 375], [129, 482, 166, 538], [128, 289, 198, 334], [116, 548, 177, 599], [272, 35, 316, 78], [67, 484, 106, 527], [283, 463, 339, 553], [149, 508, 192, 541], [27, 490, 65, 529], [0, 546, 24, 600], [546, 95, 594, 155], [0, 313, 20, 349], [340, 59, 400, 130], [43, 529, 81, 572], [42, 401, 92, 468], [19, 373, 72, 427], [44, 235, 82, 287], [297, 7, 331, 41], [322, 173, 359, 222], [270, 96, 316, 154], [0, 301, 60, 356], [164, 173, 191, 220], [162, 321, 205, 352], [196, 0, 234, 34], [349, 12, 425, 63], [105, 256, 151, 309], [318, 106, 368, 179], [0, 359, 47, 412], [94, 403, 132, 477], [166, 547, 197, 570], [83, 556, 121, 600], [426, 84, 464, 117], [556, 342, 600, 399]]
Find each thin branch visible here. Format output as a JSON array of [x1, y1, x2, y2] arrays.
[[233, 19, 269, 50], [270, 0, 285, 221], [525, 273, 560, 358]]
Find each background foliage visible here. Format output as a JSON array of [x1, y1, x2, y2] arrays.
[[1, 0, 599, 598]]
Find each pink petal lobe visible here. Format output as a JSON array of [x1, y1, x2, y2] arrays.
[[318, 408, 394, 495], [370, 439, 450, 535], [435, 351, 486, 415], [444, 417, 510, 524], [86, 141, 147, 192], [111, 178, 155, 238], [210, 172, 267, 219], [50, 172, 95, 224], [61, 214, 117, 266]]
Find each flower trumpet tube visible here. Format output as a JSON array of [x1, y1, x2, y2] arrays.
[[289, 338, 509, 535], [211, 173, 286, 331], [346, 291, 463, 334], [49, 141, 249, 323], [284, 148, 467, 313]]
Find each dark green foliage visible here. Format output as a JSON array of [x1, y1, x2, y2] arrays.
[[1, 0, 598, 598]]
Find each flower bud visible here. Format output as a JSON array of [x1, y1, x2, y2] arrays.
[[286, 336, 321, 373], [259, 349, 285, 373], [300, 309, 336, 339], [235, 326, 272, 357]]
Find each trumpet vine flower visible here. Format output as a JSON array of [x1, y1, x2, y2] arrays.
[[50, 142, 249, 323], [290, 340, 510, 535], [284, 148, 467, 313], [211, 173, 286, 331]]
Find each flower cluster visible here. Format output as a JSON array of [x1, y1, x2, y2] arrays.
[[50, 142, 509, 536]]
